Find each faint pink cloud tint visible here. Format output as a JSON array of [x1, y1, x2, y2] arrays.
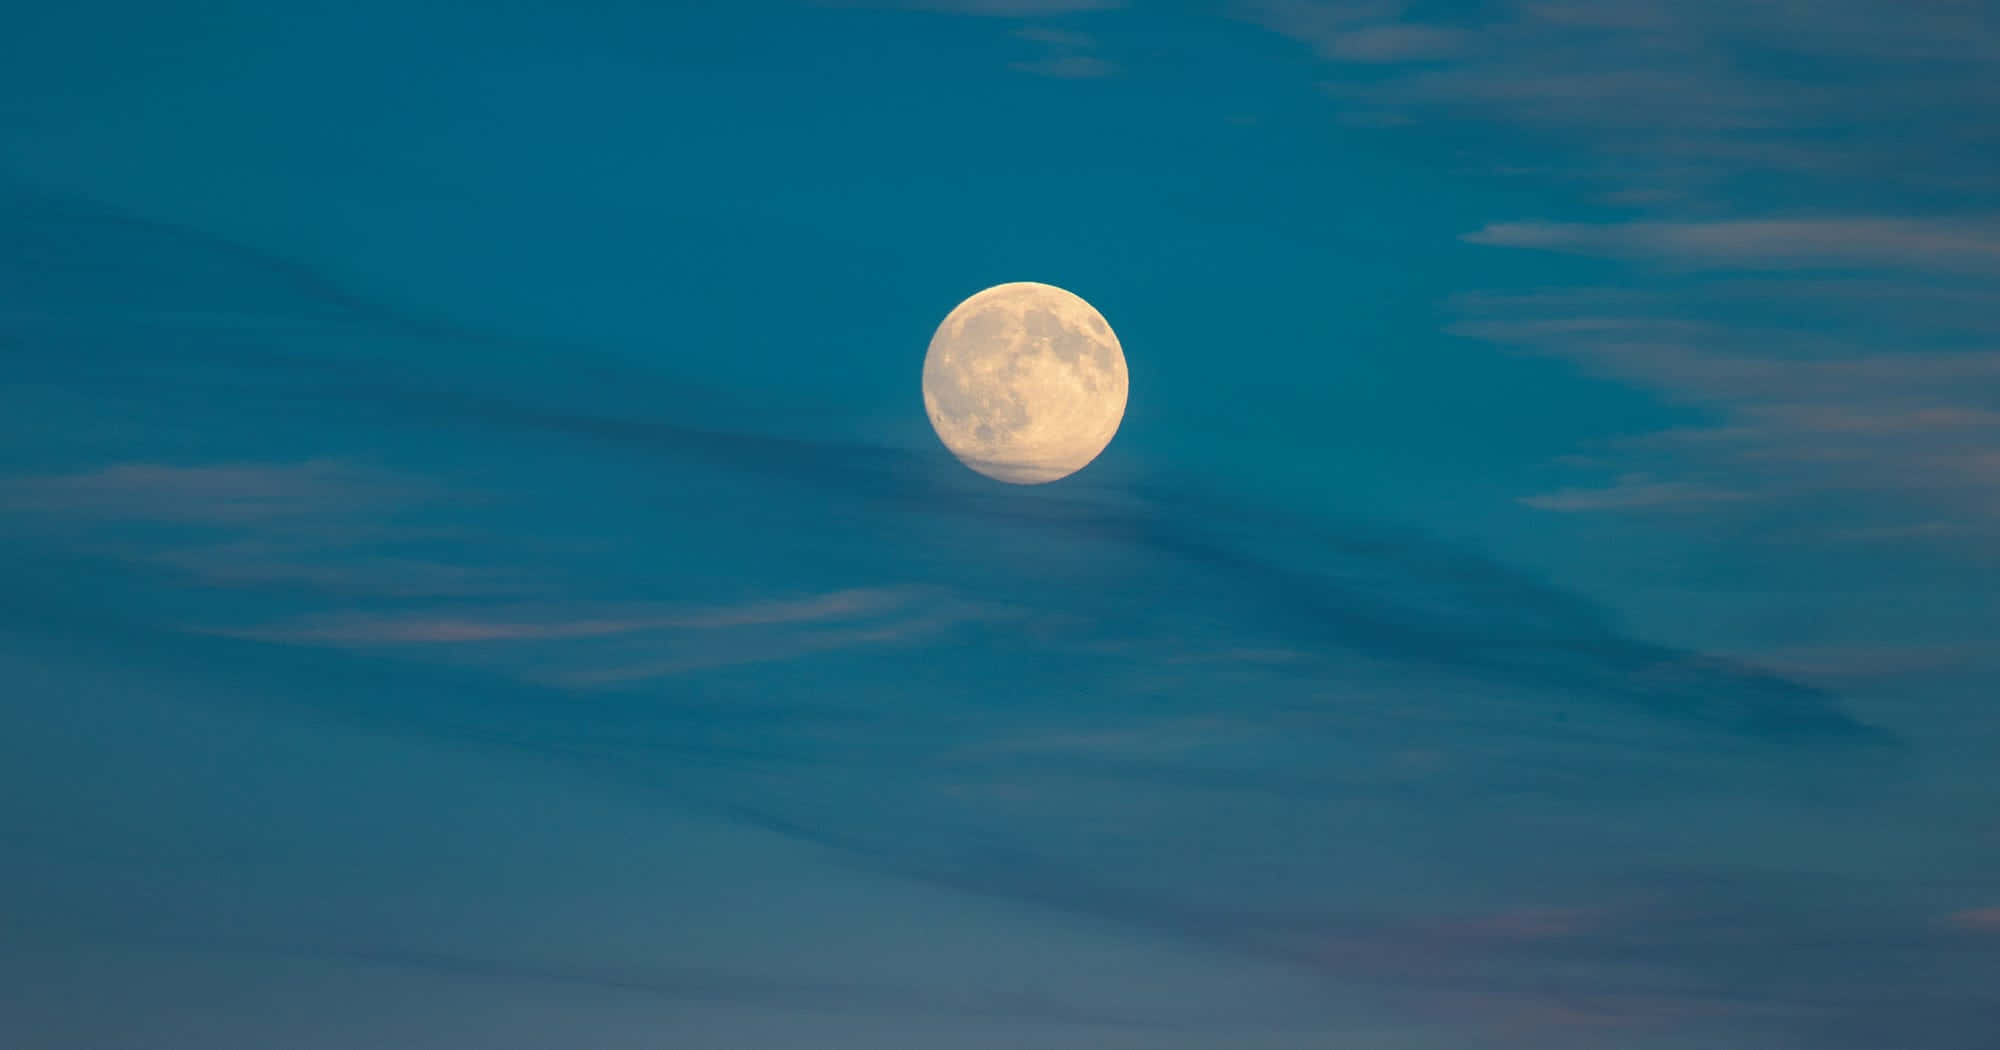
[[1739, 643, 1992, 683], [1947, 907, 2000, 932], [230, 616, 667, 645], [1520, 474, 1753, 513], [1259, 903, 1769, 1042], [216, 588, 922, 646], [663, 589, 914, 629], [1320, 24, 1461, 61], [1423, 906, 1604, 941]]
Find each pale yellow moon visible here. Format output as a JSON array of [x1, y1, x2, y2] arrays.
[[921, 282, 1129, 484]]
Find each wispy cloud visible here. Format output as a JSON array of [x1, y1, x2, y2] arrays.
[[1008, 20, 1119, 76], [217, 588, 919, 646], [196, 584, 1018, 685], [1466, 218, 2000, 274], [1456, 308, 2000, 534], [1241, 0, 2000, 197], [1009, 53, 1118, 78], [1317, 23, 1460, 62], [1521, 474, 1754, 513], [1236, 3, 1462, 62], [1012, 25, 1093, 47], [1243, 0, 1998, 551], [559, 609, 986, 684]]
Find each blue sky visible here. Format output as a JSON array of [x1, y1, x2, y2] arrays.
[[2, 2, 1996, 1047]]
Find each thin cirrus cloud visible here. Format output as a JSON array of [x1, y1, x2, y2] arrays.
[[1011, 25, 1093, 47], [1455, 310, 2000, 533], [209, 590, 912, 645], [13, 460, 980, 680], [0, 459, 996, 685], [1464, 219, 2000, 274], [9, 455, 1885, 743], [1234, 0, 2000, 732], [1239, 0, 1999, 190], [1948, 907, 2000, 932], [1315, 23, 1460, 62], [200, 588, 998, 686], [423, 386, 1894, 742], [1518, 474, 1754, 513], [1008, 22, 1118, 77], [1239, 5, 1462, 64], [1387, 0, 2000, 540], [557, 610, 992, 685]]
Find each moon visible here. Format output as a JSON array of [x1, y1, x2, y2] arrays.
[[922, 282, 1129, 484]]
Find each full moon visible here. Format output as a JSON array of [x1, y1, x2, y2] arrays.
[[922, 282, 1129, 484]]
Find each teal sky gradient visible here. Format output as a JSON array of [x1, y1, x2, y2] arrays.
[[3, 3, 1996, 1047]]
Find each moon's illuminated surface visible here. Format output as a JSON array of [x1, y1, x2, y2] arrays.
[[922, 282, 1128, 484]]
